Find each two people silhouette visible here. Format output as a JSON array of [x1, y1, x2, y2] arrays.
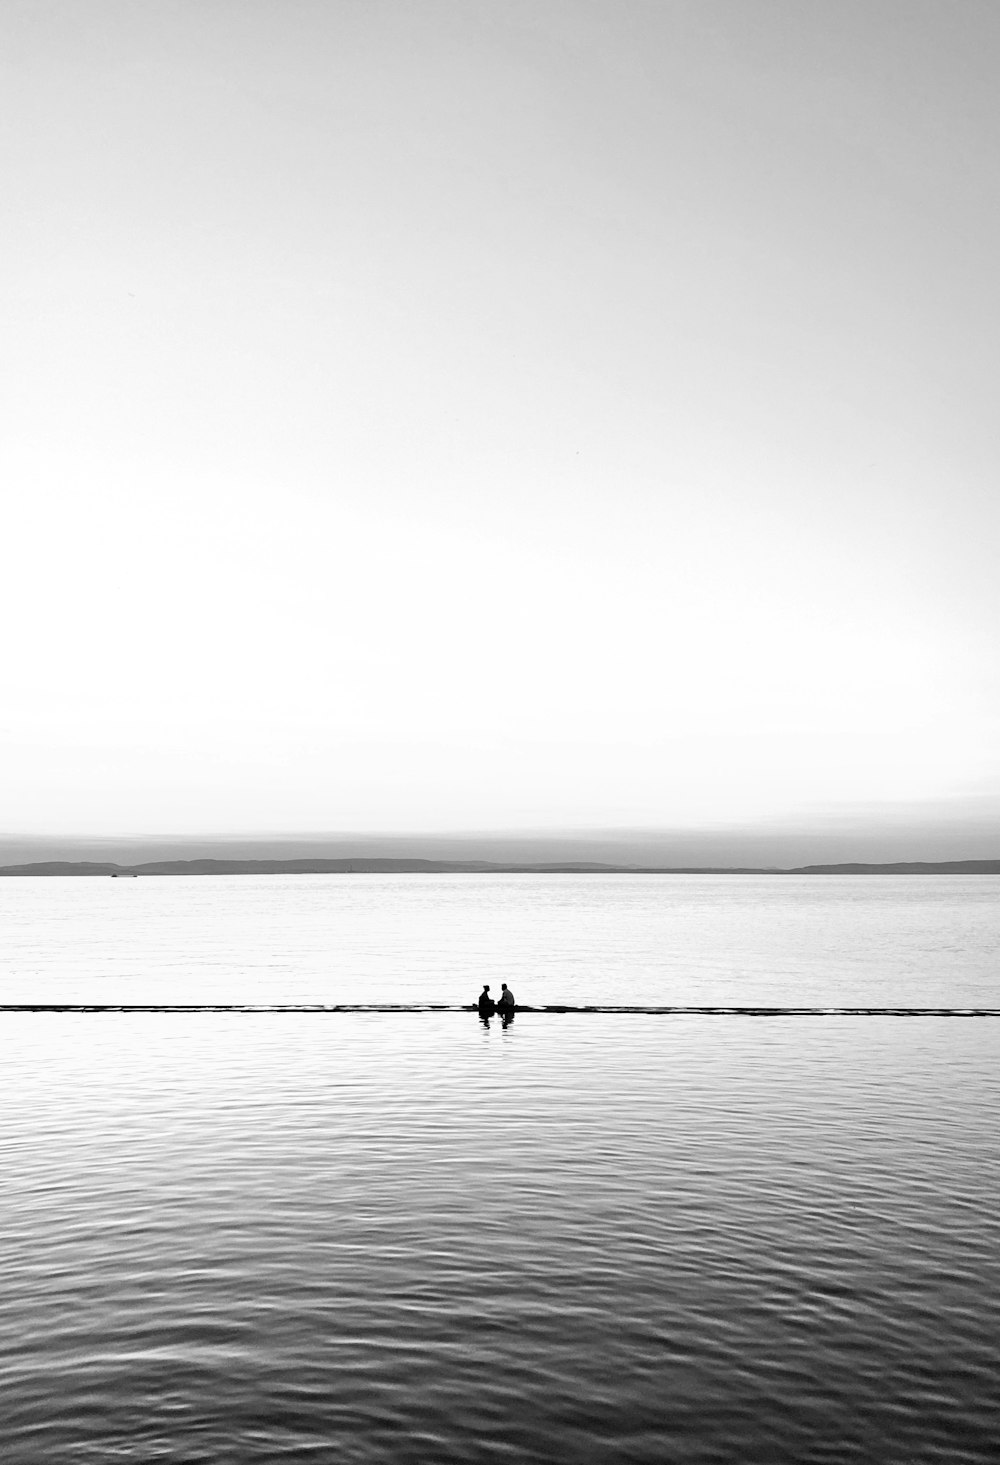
[[477, 983, 515, 1024]]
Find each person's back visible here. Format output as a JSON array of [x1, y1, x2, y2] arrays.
[[497, 983, 515, 1012]]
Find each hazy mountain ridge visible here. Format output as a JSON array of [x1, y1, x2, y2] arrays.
[[0, 859, 998, 877], [791, 861, 1000, 875]]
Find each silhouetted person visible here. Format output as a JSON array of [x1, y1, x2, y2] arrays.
[[477, 984, 495, 1018], [497, 983, 515, 1016]]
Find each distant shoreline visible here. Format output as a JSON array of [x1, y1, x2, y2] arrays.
[[1, 859, 998, 877]]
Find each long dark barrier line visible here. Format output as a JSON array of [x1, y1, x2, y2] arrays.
[[1, 1004, 999, 1016]]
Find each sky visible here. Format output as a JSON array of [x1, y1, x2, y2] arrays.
[[2, 0, 999, 854]]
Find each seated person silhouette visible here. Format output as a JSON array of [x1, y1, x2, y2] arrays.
[[477, 984, 496, 1018], [496, 982, 515, 1016]]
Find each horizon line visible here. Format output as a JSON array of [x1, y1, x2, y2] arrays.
[[2, 857, 1000, 877]]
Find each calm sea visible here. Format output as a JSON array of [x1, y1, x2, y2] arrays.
[[2, 876, 999, 1462]]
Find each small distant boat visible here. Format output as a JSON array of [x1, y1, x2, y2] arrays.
[[110, 872, 139, 878]]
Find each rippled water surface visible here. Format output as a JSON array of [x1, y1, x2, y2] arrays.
[[2, 877, 999, 1461]]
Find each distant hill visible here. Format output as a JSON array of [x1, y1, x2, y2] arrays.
[[788, 861, 1000, 875], [0, 858, 997, 876], [0, 861, 124, 876], [0, 857, 753, 876]]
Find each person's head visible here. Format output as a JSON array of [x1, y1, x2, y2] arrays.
[[482, 984, 490, 993], [501, 983, 508, 991]]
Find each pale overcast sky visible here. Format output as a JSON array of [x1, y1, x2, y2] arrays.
[[2, 0, 998, 845]]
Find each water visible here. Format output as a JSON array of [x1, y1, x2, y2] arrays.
[[3, 873, 999, 1007], [2, 877, 999, 1461]]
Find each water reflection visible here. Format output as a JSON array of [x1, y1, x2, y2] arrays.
[[478, 1008, 516, 1030]]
